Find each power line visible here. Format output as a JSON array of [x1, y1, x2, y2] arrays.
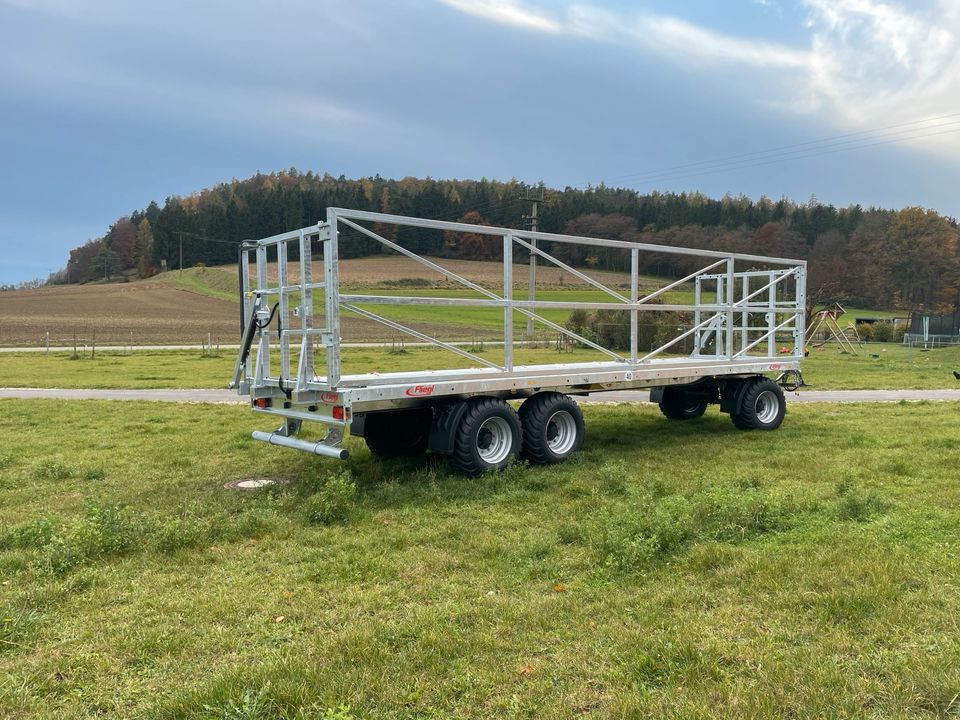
[[176, 230, 243, 245], [620, 124, 960, 189], [426, 195, 523, 222], [600, 111, 960, 187]]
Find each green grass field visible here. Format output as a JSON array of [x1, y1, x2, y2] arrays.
[[3, 341, 959, 391], [2, 399, 959, 718]]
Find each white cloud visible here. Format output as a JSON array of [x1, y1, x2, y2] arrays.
[[439, 0, 960, 157], [439, 0, 810, 68], [801, 0, 960, 125], [630, 14, 810, 69], [438, 0, 562, 33]]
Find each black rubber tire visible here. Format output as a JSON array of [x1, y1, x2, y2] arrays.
[[450, 397, 522, 476], [730, 378, 786, 431], [658, 386, 708, 420], [364, 407, 432, 458], [518, 392, 585, 465]]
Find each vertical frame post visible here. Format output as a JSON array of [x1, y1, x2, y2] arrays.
[[741, 273, 749, 354], [526, 239, 536, 337], [767, 271, 776, 358], [630, 248, 639, 363], [324, 209, 342, 388], [725, 257, 735, 360], [296, 228, 315, 389], [795, 263, 807, 357], [693, 275, 702, 358], [277, 240, 291, 381], [715, 276, 724, 358], [504, 233, 514, 371], [240, 248, 251, 381], [254, 244, 270, 383]]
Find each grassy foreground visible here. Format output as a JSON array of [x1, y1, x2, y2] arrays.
[[2, 399, 960, 718], [3, 342, 960, 390]]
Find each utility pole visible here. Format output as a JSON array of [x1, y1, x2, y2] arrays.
[[521, 187, 545, 337], [178, 231, 183, 274]]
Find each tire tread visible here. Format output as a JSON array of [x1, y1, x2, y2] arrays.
[[449, 397, 521, 476], [518, 392, 584, 464]]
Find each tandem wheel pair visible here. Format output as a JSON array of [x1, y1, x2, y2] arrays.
[[351, 375, 786, 476]]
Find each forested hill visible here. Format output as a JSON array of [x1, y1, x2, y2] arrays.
[[59, 170, 960, 312]]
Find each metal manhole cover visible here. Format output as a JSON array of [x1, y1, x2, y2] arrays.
[[224, 477, 279, 490]]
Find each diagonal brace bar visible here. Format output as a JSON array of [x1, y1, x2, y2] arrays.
[[340, 303, 503, 370], [512, 236, 628, 303], [637, 259, 727, 305], [732, 314, 799, 358], [339, 217, 500, 301], [514, 307, 626, 362], [732, 267, 799, 308], [640, 312, 724, 362]]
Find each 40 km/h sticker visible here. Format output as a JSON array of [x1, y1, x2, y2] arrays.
[[405, 385, 436, 397]]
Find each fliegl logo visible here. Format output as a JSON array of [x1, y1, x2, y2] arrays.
[[405, 384, 436, 397]]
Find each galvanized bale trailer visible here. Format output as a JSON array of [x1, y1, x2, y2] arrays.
[[229, 209, 806, 475]]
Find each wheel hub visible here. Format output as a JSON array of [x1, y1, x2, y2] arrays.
[[755, 389, 780, 424], [476, 416, 512, 464], [545, 410, 577, 455]]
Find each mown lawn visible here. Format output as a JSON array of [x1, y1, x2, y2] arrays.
[[3, 342, 960, 390], [800, 342, 960, 390], [1, 399, 959, 718]]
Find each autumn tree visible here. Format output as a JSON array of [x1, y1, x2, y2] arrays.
[[883, 207, 960, 311], [443, 211, 498, 260], [105, 217, 137, 269], [134, 218, 155, 277]]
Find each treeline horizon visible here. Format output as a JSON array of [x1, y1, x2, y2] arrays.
[[53, 170, 960, 312]]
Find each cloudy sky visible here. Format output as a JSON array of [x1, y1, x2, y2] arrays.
[[1, 0, 959, 284]]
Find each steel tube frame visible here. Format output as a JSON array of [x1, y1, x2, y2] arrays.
[[332, 208, 804, 266], [236, 209, 806, 406]]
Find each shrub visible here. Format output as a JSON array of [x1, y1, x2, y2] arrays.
[[870, 321, 895, 343], [302, 470, 357, 525], [563, 303, 683, 352]]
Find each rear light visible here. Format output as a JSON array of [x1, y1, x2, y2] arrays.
[[253, 398, 271, 409], [332, 406, 345, 421]]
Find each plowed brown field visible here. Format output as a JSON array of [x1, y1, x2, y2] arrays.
[[0, 256, 633, 346], [0, 282, 238, 346]]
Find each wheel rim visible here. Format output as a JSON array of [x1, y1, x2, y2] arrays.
[[755, 389, 780, 424], [683, 396, 703, 414], [476, 416, 513, 464], [545, 410, 578, 455]]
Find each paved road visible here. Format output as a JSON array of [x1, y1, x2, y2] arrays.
[[3, 387, 960, 404]]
